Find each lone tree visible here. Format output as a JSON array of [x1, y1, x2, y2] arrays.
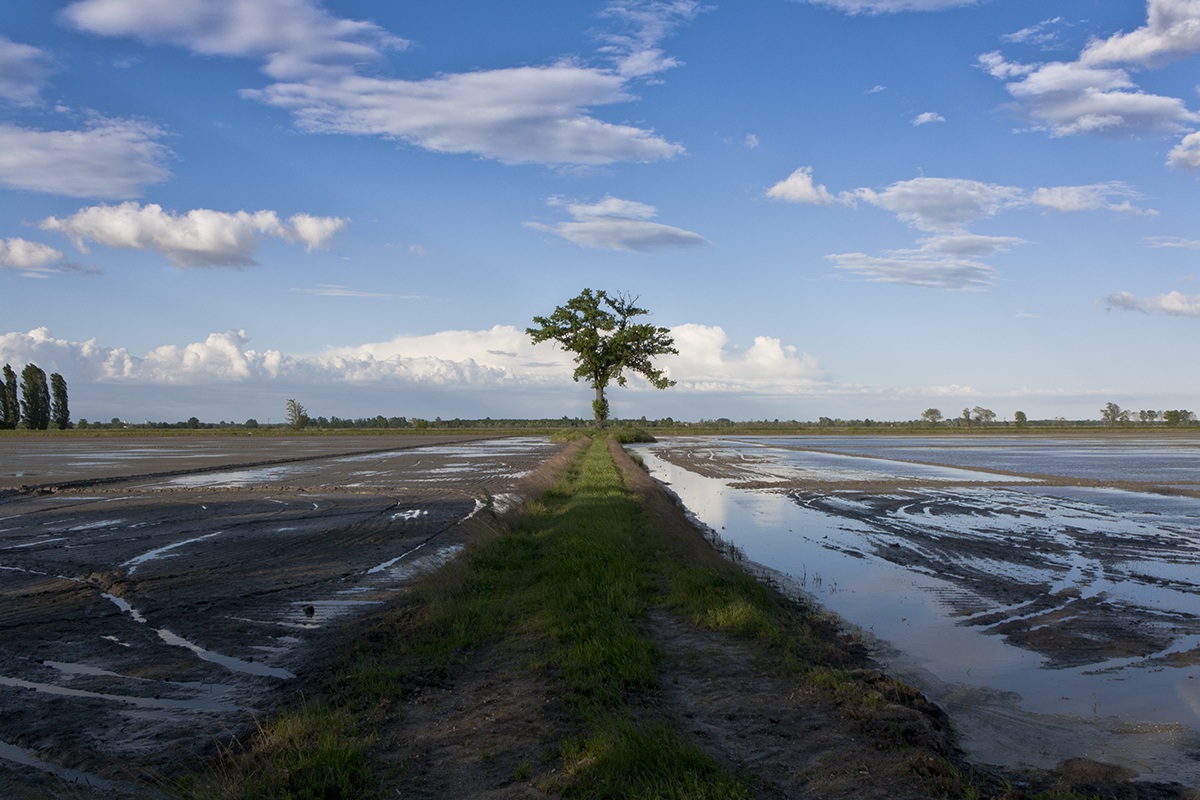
[[527, 288, 677, 427], [286, 399, 309, 431]]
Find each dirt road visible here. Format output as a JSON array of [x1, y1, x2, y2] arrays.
[[0, 435, 564, 797]]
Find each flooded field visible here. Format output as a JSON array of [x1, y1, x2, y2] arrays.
[[635, 435, 1200, 786], [0, 435, 563, 797]]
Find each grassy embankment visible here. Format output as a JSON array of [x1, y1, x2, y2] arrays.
[[178, 434, 1014, 799]]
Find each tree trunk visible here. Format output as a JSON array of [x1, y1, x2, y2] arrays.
[[593, 384, 608, 429]]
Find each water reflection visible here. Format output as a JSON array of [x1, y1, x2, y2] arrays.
[[635, 436, 1200, 783]]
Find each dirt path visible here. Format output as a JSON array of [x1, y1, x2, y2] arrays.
[[351, 440, 1195, 798]]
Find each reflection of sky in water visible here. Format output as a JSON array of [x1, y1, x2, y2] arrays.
[[636, 437, 1200, 779], [745, 435, 1200, 483]]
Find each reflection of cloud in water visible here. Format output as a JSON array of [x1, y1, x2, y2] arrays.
[[634, 436, 1200, 784]]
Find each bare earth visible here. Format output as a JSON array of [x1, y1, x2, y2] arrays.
[[0, 435, 1195, 798]]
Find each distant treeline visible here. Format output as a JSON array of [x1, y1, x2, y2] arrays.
[[70, 412, 1198, 432]]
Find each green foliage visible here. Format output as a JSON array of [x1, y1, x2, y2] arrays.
[[286, 399, 309, 431], [0, 364, 16, 429], [50, 372, 69, 429], [527, 288, 677, 427], [19, 363, 50, 430]]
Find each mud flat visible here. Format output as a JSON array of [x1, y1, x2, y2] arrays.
[[0, 434, 563, 797], [635, 434, 1200, 787]]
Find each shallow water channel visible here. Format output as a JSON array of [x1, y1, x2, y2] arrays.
[[633, 435, 1200, 785]]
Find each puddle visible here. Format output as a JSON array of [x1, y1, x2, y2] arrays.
[[0, 740, 113, 791], [635, 437, 1200, 784], [122, 531, 224, 574]]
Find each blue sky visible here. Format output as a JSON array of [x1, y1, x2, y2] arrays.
[[2, 0, 1199, 424]]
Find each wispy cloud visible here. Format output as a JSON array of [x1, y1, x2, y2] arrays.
[[0, 36, 55, 104], [1107, 290, 1200, 316], [41, 202, 347, 267], [526, 195, 707, 252], [0, 116, 170, 198], [66, 0, 695, 167], [769, 169, 1147, 289], [292, 284, 392, 299], [790, 0, 979, 14]]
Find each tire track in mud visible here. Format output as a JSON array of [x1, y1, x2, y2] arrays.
[[0, 436, 564, 798]]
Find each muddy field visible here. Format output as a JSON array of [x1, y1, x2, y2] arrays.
[[635, 435, 1200, 785], [0, 435, 564, 797]]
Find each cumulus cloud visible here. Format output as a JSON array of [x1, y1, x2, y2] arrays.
[[912, 111, 945, 125], [766, 167, 836, 204], [1107, 290, 1200, 316], [526, 195, 707, 252], [0, 320, 829, 403], [40, 202, 347, 267], [1080, 0, 1200, 68], [662, 324, 823, 392], [0, 238, 65, 276], [980, 2, 1200, 142], [0, 116, 170, 198], [1168, 130, 1200, 168], [0, 36, 55, 104], [791, 0, 978, 13], [67, 0, 692, 167]]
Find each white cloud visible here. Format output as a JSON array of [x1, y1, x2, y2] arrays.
[[526, 195, 707, 252], [1028, 182, 1152, 214], [1106, 290, 1200, 316], [1146, 235, 1200, 248], [0, 36, 55, 104], [0, 116, 170, 198], [246, 65, 685, 166], [912, 111, 945, 125], [1081, 0, 1200, 68], [827, 249, 997, 290], [0, 238, 64, 273], [662, 324, 823, 392], [63, 0, 407, 80], [792, 0, 978, 13], [981, 2, 1200, 141], [597, 0, 704, 78], [292, 284, 391, 299], [853, 177, 1024, 232], [68, 0, 692, 167], [980, 53, 1198, 136], [766, 166, 836, 204], [1168, 130, 1200, 168], [0, 322, 826, 400], [1002, 17, 1065, 46], [40, 202, 347, 267], [744, 133, 760, 149]]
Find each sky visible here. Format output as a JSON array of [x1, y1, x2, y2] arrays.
[[1, 0, 1200, 424]]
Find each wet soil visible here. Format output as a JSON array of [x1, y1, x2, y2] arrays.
[[1, 435, 1196, 798], [0, 435, 563, 797]]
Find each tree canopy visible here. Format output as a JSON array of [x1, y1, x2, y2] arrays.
[[527, 288, 677, 427]]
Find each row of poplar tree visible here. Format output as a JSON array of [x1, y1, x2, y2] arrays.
[[1, 363, 70, 430]]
